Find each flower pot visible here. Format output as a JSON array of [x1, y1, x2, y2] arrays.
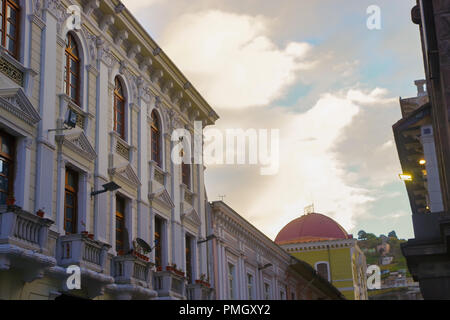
[[157, 266, 162, 272], [36, 210, 45, 218], [88, 234, 94, 240], [6, 197, 15, 206]]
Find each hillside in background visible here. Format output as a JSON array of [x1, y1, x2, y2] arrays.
[[357, 230, 409, 276]]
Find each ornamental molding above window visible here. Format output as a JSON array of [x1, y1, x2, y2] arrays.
[[181, 207, 201, 227], [149, 188, 174, 209], [62, 131, 97, 162], [109, 163, 141, 189], [0, 87, 40, 126]]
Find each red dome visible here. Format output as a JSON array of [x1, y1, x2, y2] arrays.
[[275, 213, 350, 244]]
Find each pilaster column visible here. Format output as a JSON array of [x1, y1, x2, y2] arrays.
[[34, 7, 58, 218], [94, 38, 114, 243]]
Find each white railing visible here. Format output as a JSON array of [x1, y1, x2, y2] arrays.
[[0, 206, 53, 252], [57, 234, 110, 273], [112, 254, 153, 286]]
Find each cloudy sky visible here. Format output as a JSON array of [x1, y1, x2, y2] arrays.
[[123, 0, 423, 240]]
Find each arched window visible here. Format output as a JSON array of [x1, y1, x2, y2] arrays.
[[1, 0, 20, 59], [316, 262, 330, 281], [151, 110, 162, 168], [114, 77, 126, 139], [64, 33, 81, 105]]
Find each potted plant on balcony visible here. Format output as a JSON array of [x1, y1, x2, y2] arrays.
[[36, 209, 45, 218], [195, 274, 211, 288], [6, 196, 15, 206]]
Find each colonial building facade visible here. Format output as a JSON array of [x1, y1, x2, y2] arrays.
[[275, 212, 368, 300], [0, 0, 219, 300], [207, 202, 345, 300]]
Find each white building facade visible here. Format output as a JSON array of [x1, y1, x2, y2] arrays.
[[0, 0, 218, 300]]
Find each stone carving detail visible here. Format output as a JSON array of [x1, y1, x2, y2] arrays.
[[0, 57, 23, 86], [84, 0, 100, 16], [115, 30, 129, 47], [127, 44, 141, 60], [34, 0, 43, 18], [116, 139, 130, 160], [100, 15, 115, 32]]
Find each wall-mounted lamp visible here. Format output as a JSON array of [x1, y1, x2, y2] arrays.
[[48, 110, 78, 133], [197, 234, 217, 244], [91, 182, 121, 197]]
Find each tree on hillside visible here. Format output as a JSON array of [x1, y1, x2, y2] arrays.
[[358, 230, 367, 240], [366, 233, 377, 241], [388, 231, 398, 239]]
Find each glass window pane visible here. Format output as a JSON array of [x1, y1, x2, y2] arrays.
[[65, 206, 73, 219], [6, 38, 15, 54], [65, 193, 74, 206], [7, 22, 15, 38], [7, 6, 16, 21], [0, 160, 9, 175], [0, 192, 6, 205], [0, 176, 8, 191], [70, 86, 77, 100], [70, 73, 77, 86], [65, 221, 73, 232], [70, 59, 78, 72], [2, 138, 11, 155]]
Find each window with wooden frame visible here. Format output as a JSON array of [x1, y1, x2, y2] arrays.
[[185, 234, 193, 283], [64, 33, 81, 105], [0, 0, 20, 59], [114, 77, 126, 139], [151, 110, 162, 168], [182, 160, 191, 188], [115, 195, 126, 255], [154, 216, 163, 269], [0, 130, 15, 205], [316, 262, 330, 281], [64, 168, 78, 234]]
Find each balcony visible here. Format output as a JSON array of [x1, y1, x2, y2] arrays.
[[0, 205, 56, 282], [56, 233, 113, 297], [186, 281, 213, 300], [153, 267, 187, 300], [107, 253, 157, 300]]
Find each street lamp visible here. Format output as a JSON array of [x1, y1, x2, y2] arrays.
[[258, 263, 273, 271], [91, 182, 121, 197], [197, 234, 217, 244]]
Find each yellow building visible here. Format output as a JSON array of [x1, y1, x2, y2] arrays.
[[275, 212, 368, 300]]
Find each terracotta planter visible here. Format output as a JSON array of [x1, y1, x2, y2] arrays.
[[36, 210, 45, 218], [156, 266, 162, 272], [88, 234, 94, 240], [6, 197, 15, 206], [195, 280, 211, 288]]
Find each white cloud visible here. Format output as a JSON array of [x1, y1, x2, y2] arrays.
[[160, 10, 314, 109], [205, 89, 391, 239]]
